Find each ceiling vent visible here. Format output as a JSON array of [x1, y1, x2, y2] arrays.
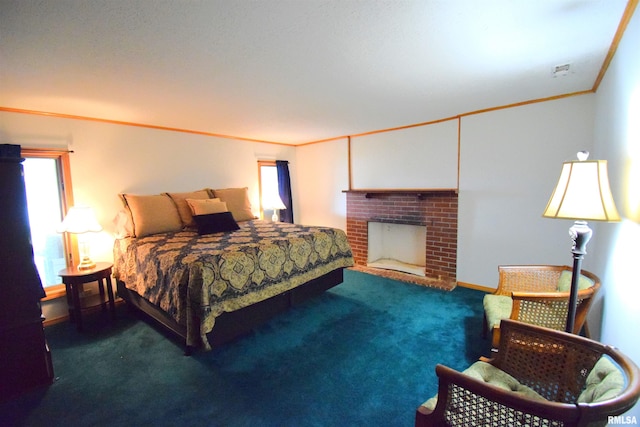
[[552, 63, 572, 77]]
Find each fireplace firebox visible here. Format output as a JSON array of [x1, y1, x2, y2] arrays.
[[367, 221, 426, 276]]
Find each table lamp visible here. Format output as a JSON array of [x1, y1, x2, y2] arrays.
[[542, 151, 620, 333], [57, 206, 102, 270], [263, 193, 287, 222]]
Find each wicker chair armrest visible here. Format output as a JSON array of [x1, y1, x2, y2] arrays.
[[415, 364, 579, 426]]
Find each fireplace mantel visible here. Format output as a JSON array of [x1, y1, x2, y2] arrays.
[[343, 188, 457, 199]]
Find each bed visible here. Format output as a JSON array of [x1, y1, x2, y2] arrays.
[[112, 188, 354, 352]]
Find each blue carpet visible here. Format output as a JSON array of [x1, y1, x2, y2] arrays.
[[0, 269, 488, 427]]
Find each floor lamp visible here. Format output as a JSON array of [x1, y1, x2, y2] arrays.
[[542, 151, 620, 333]]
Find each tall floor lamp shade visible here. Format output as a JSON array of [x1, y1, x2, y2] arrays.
[[57, 206, 102, 270], [543, 151, 620, 333]]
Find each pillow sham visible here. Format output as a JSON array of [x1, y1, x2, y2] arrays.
[[119, 193, 182, 238], [193, 212, 240, 235], [210, 187, 256, 222], [165, 189, 211, 228], [186, 198, 226, 215]]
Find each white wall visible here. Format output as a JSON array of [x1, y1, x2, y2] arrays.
[[0, 112, 296, 264], [295, 138, 350, 229], [592, 5, 640, 419], [294, 94, 599, 293], [457, 95, 597, 287], [293, 94, 600, 291], [350, 119, 459, 189]]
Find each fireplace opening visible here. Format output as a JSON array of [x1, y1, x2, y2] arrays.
[[367, 221, 426, 277]]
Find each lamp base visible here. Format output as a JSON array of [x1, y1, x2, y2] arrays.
[[77, 238, 95, 270], [77, 257, 96, 270], [272, 210, 279, 222]]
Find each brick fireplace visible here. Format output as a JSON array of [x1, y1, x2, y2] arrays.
[[345, 190, 458, 282]]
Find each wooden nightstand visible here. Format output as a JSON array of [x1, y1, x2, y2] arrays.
[[59, 262, 115, 331]]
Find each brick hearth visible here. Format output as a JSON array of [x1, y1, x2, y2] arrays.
[[345, 191, 458, 283]]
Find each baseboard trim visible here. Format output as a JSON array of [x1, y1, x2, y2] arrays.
[[43, 299, 125, 327], [456, 281, 495, 293]]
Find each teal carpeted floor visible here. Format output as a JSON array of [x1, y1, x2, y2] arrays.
[[0, 269, 488, 427]]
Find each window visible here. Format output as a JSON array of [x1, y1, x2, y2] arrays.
[[21, 149, 74, 299], [258, 161, 279, 220]]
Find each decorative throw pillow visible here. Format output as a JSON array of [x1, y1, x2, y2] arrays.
[[210, 187, 256, 222], [120, 193, 182, 238], [165, 189, 211, 228], [193, 212, 240, 235], [186, 198, 226, 215]]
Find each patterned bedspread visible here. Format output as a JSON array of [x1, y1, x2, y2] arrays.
[[113, 220, 354, 349]]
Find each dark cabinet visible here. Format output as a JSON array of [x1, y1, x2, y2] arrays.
[[0, 144, 54, 400]]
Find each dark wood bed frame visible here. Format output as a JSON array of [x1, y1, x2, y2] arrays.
[[116, 267, 345, 354]]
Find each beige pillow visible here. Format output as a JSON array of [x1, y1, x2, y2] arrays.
[[557, 270, 595, 292], [120, 194, 182, 237], [165, 189, 210, 228], [211, 187, 256, 222], [186, 198, 227, 215]]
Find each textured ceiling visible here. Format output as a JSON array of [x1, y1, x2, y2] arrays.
[[0, 0, 630, 145]]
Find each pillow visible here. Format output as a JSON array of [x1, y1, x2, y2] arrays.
[[578, 356, 624, 404], [186, 198, 227, 215], [112, 209, 134, 238], [120, 194, 182, 238], [193, 212, 240, 235], [483, 294, 513, 329], [557, 270, 595, 292], [421, 361, 546, 411], [210, 187, 256, 222], [165, 190, 211, 228]]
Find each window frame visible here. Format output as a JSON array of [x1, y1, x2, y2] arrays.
[[21, 148, 75, 300], [258, 160, 277, 220]]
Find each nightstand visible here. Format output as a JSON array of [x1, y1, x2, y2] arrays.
[[59, 262, 115, 331]]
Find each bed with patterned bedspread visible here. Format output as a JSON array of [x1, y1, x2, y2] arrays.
[[114, 220, 354, 350]]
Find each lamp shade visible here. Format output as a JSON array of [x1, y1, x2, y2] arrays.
[[56, 206, 103, 234], [263, 193, 286, 211], [543, 154, 620, 222]]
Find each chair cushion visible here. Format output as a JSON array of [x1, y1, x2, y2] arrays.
[[578, 357, 624, 404], [483, 294, 513, 329], [422, 361, 546, 410], [557, 270, 595, 292]]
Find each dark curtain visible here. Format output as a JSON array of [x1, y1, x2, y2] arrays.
[[276, 160, 294, 223]]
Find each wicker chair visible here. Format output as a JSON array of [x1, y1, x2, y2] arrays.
[[483, 265, 600, 348], [416, 319, 640, 427]]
